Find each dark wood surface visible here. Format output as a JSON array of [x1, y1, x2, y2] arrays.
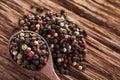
[[0, 0, 120, 80]]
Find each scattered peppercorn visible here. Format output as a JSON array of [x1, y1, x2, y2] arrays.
[[17, 6, 87, 74]]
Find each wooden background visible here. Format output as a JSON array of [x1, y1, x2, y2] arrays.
[[0, 0, 120, 80]]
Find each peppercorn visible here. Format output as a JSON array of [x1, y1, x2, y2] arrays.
[[20, 33, 25, 37], [64, 59, 68, 64], [38, 20, 43, 25], [39, 57, 44, 63], [51, 29, 56, 35], [74, 31, 79, 36], [12, 51, 18, 56], [54, 33, 58, 37], [30, 64, 37, 70], [33, 60, 40, 65], [81, 38, 86, 46], [43, 58, 47, 64], [65, 24, 68, 28], [72, 61, 77, 66], [19, 20, 25, 25], [33, 54, 39, 60], [17, 59, 22, 65], [23, 26, 29, 30], [60, 22, 64, 27], [61, 58, 64, 62], [21, 44, 28, 50], [78, 65, 83, 70], [60, 68, 65, 74], [47, 34, 51, 38], [63, 48, 67, 53], [36, 6, 44, 13], [54, 39, 58, 44], [27, 51, 35, 57], [48, 10, 54, 15], [50, 44, 54, 48], [34, 41, 39, 45], [57, 58, 62, 63], [17, 53, 23, 60], [82, 64, 87, 70], [65, 69, 69, 74], [13, 55, 17, 61]]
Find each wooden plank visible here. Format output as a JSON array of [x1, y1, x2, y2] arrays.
[[0, 0, 120, 80]]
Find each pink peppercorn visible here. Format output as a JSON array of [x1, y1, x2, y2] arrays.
[[64, 59, 68, 64], [29, 15, 35, 19], [51, 29, 56, 35], [27, 51, 35, 57], [81, 38, 86, 45], [44, 58, 47, 64], [38, 20, 43, 25], [48, 10, 54, 15]]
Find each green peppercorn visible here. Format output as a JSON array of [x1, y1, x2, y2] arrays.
[[21, 44, 28, 50], [20, 20, 25, 25], [17, 53, 23, 60], [17, 59, 22, 65], [23, 26, 29, 30]]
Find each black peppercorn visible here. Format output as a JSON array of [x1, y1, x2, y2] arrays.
[[36, 6, 44, 13]]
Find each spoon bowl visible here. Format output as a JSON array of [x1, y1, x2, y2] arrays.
[[8, 31, 60, 80]]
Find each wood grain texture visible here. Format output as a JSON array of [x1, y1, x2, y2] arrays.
[[0, 0, 120, 80]]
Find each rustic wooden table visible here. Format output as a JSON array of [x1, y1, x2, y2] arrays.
[[0, 0, 120, 80]]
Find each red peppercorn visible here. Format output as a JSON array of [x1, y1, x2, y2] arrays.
[[19, 27, 23, 31], [27, 51, 35, 57], [51, 29, 56, 35], [63, 38, 68, 42], [37, 27, 41, 31], [81, 38, 86, 45], [9, 45, 13, 49], [76, 47, 79, 50], [64, 59, 68, 64], [38, 20, 43, 25], [56, 50, 60, 54], [48, 10, 54, 15], [43, 58, 47, 64], [29, 15, 35, 19]]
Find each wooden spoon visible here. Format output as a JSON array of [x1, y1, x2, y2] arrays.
[[8, 31, 60, 80]]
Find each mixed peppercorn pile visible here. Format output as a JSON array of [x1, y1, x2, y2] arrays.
[[10, 6, 87, 74], [9, 31, 50, 70]]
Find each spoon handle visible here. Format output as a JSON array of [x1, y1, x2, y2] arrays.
[[40, 53, 60, 80], [41, 66, 60, 80]]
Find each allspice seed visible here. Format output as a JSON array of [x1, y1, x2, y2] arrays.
[[34, 41, 39, 45], [60, 22, 64, 27], [20, 33, 25, 37], [12, 51, 18, 56], [78, 65, 83, 70], [63, 48, 67, 52], [54, 33, 58, 37], [57, 58, 62, 63], [72, 61, 77, 66]]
